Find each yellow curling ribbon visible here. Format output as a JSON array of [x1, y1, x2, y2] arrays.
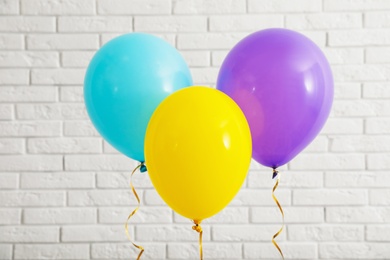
[[272, 168, 284, 260], [125, 163, 144, 260], [192, 220, 203, 260]]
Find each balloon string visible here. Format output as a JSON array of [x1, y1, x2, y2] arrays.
[[272, 168, 285, 260], [192, 221, 203, 260], [125, 163, 144, 260]]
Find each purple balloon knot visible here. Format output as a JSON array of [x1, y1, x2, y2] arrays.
[[272, 168, 278, 179]]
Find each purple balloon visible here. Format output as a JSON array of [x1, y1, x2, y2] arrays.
[[217, 28, 333, 168]]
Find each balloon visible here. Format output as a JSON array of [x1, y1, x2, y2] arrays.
[[145, 86, 252, 222], [217, 28, 333, 168], [84, 33, 192, 162]]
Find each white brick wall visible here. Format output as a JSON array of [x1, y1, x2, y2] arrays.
[[0, 0, 389, 259]]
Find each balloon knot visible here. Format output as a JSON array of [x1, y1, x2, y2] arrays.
[[192, 223, 202, 233], [140, 163, 147, 173], [272, 168, 279, 179]]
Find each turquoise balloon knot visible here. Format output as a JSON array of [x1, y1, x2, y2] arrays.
[[140, 163, 147, 173]]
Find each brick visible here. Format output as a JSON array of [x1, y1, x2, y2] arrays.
[[92, 243, 165, 259], [99, 207, 172, 224], [192, 68, 219, 84], [301, 31, 327, 47], [0, 121, 61, 137], [0, 34, 24, 50], [0, 208, 21, 224], [0, 226, 59, 242], [21, 172, 94, 189], [288, 225, 364, 241], [232, 189, 291, 206], [332, 100, 390, 117], [301, 136, 328, 152], [252, 207, 324, 223], [326, 171, 390, 188], [24, 208, 96, 224], [211, 50, 228, 66], [0, 69, 29, 85], [331, 135, 390, 152], [293, 189, 367, 206], [0, 138, 24, 154], [31, 69, 85, 85], [371, 189, 390, 205], [0, 191, 65, 207], [96, 171, 153, 189], [135, 16, 207, 32], [64, 121, 99, 137], [319, 243, 390, 259], [174, 0, 245, 14], [326, 207, 390, 223], [367, 226, 390, 241], [98, 0, 171, 15], [249, 0, 321, 13], [322, 118, 363, 134], [247, 171, 323, 188], [203, 207, 248, 224], [286, 13, 362, 29], [27, 34, 98, 50], [366, 118, 390, 134], [28, 137, 101, 154], [325, 48, 364, 65], [0, 0, 18, 14], [368, 153, 390, 170], [0, 16, 55, 32], [62, 225, 126, 242], [65, 155, 135, 171], [68, 190, 140, 206], [366, 12, 390, 28], [21, 0, 95, 15], [210, 15, 283, 31], [0, 51, 59, 67], [333, 64, 390, 82], [14, 244, 89, 260], [0, 104, 13, 120], [17, 104, 88, 120], [0, 244, 12, 260], [0, 87, 57, 102], [137, 225, 210, 241], [59, 16, 132, 32], [363, 83, 390, 98], [0, 155, 62, 171], [213, 225, 285, 241], [0, 173, 18, 189], [178, 33, 247, 50], [144, 189, 167, 206], [334, 83, 361, 99], [59, 86, 86, 102], [290, 154, 365, 170], [168, 243, 242, 259], [324, 0, 390, 11], [329, 30, 390, 46], [244, 243, 317, 259], [62, 51, 94, 67], [366, 47, 390, 63]]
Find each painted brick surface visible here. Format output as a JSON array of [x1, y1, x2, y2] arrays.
[[0, 0, 388, 259]]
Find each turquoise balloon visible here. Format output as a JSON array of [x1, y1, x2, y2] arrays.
[[84, 33, 193, 162]]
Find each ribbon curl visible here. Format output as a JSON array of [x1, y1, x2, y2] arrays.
[[272, 168, 285, 260], [125, 163, 144, 260], [192, 220, 203, 260]]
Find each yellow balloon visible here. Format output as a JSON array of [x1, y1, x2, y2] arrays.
[[145, 86, 252, 222]]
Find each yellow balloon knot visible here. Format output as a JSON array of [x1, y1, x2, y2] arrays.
[[192, 223, 202, 233]]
